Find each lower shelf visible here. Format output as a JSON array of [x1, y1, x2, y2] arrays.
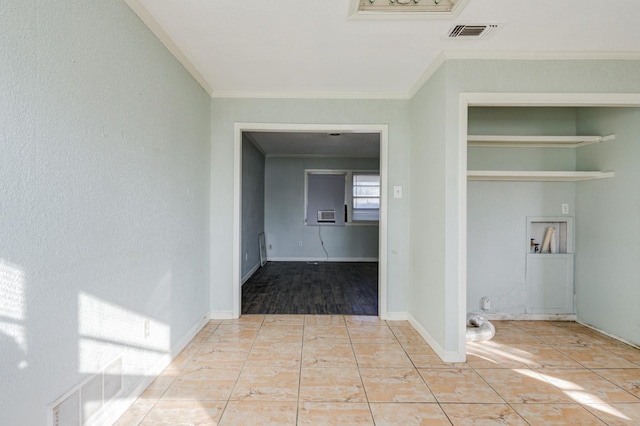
[[468, 170, 615, 182]]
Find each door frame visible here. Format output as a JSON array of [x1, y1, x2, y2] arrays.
[[233, 122, 389, 318]]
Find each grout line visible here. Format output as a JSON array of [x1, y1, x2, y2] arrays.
[[121, 319, 639, 425], [296, 315, 309, 424], [470, 326, 538, 424], [217, 315, 264, 422], [134, 320, 221, 425], [389, 320, 455, 423]]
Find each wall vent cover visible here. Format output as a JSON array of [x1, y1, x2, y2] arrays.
[[446, 24, 499, 39], [50, 357, 123, 426]]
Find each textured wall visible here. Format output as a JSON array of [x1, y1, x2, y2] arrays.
[[409, 64, 449, 354], [467, 107, 577, 314], [264, 157, 379, 260], [210, 98, 411, 315], [241, 136, 265, 279], [0, 0, 211, 424], [415, 58, 640, 360], [575, 107, 640, 346]]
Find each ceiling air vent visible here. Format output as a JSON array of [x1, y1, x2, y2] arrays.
[[447, 24, 499, 39]]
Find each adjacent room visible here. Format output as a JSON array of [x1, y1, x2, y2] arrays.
[[240, 131, 381, 315]]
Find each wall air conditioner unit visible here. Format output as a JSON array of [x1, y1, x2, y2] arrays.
[[317, 210, 336, 223]]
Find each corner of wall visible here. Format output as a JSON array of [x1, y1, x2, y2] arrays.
[[407, 313, 465, 363]]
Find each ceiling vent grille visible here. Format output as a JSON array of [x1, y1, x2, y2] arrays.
[[447, 24, 499, 39]]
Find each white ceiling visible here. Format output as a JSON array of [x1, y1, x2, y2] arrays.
[[246, 132, 380, 158], [126, 0, 640, 98]]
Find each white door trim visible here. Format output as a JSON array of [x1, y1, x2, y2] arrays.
[[233, 122, 389, 319]]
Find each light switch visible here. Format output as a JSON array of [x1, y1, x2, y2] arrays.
[[562, 203, 569, 215], [393, 186, 402, 199]]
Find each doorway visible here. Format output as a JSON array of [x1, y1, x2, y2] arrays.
[[233, 123, 389, 318]]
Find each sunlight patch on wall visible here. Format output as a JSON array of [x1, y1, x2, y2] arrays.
[[0, 259, 28, 367], [78, 291, 170, 375]]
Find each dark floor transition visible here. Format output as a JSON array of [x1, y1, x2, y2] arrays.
[[241, 261, 378, 315]]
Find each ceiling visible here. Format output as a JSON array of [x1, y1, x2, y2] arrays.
[[125, 0, 640, 98], [246, 132, 380, 158]]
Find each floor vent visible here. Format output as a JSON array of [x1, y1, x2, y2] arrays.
[[447, 24, 499, 39], [50, 357, 123, 426]]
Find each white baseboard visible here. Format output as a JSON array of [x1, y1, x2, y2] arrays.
[[407, 313, 465, 363], [267, 257, 378, 262], [383, 312, 409, 321], [241, 262, 261, 285], [576, 320, 640, 350], [210, 311, 235, 320], [172, 313, 211, 356], [475, 312, 577, 321], [98, 312, 210, 426]]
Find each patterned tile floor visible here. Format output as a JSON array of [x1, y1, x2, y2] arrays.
[[116, 316, 640, 425]]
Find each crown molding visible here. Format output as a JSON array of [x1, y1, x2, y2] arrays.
[[442, 49, 640, 61], [217, 50, 640, 101], [123, 0, 214, 96], [211, 90, 409, 100], [408, 49, 640, 99], [118, 3, 640, 103], [407, 51, 448, 99]]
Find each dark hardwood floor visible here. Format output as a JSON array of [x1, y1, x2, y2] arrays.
[[242, 261, 378, 315]]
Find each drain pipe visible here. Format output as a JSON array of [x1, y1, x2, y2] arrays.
[[466, 313, 495, 342]]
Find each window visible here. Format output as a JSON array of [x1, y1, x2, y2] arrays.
[[352, 173, 380, 222], [304, 169, 380, 225], [305, 172, 346, 226]]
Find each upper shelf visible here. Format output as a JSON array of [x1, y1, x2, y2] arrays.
[[468, 170, 615, 182], [467, 134, 616, 148]]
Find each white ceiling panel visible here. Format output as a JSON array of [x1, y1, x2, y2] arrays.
[[126, 0, 640, 97]]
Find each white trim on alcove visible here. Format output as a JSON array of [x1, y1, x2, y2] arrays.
[[233, 123, 389, 319], [458, 92, 640, 356]]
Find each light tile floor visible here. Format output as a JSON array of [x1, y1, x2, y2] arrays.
[[116, 316, 640, 425]]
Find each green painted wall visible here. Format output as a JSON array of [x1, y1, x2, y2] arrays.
[[576, 107, 640, 346], [410, 58, 640, 359], [467, 107, 577, 314], [210, 98, 411, 315], [409, 64, 451, 355], [1, 0, 211, 423], [241, 136, 265, 279]]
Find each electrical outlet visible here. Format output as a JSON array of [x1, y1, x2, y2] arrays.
[[481, 297, 491, 310], [298, 241, 303, 247], [144, 319, 150, 338], [562, 203, 569, 215]]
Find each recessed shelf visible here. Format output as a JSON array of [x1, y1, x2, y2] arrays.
[[468, 170, 615, 182], [467, 134, 615, 148]]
